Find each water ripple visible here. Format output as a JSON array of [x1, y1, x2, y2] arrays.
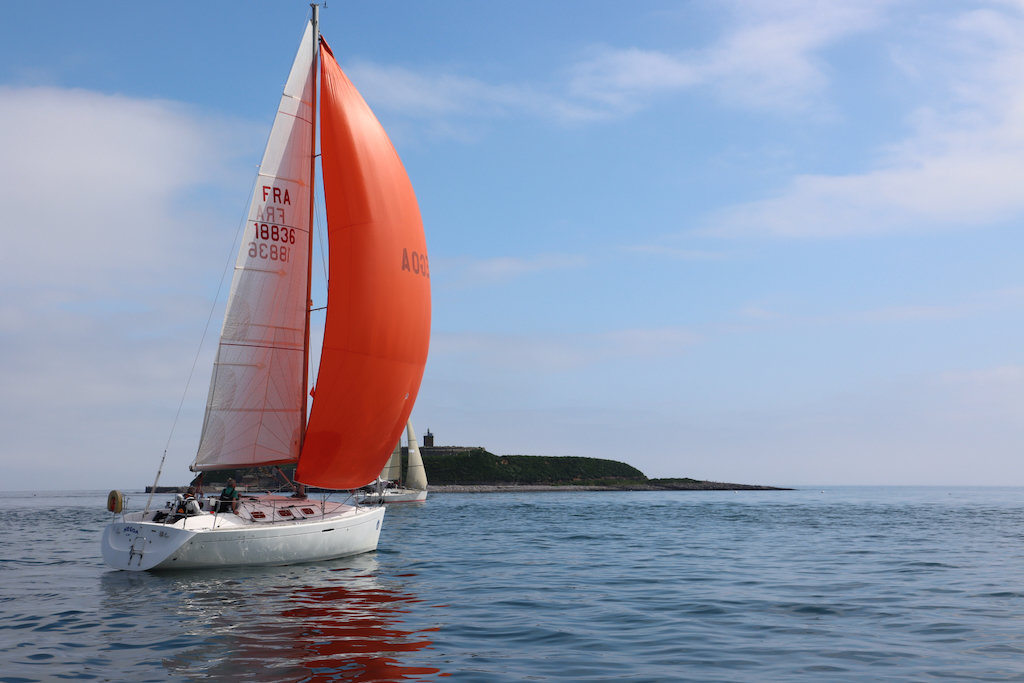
[[5, 488, 1024, 680]]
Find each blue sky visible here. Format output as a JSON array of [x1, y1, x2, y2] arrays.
[[1, 1, 1022, 489]]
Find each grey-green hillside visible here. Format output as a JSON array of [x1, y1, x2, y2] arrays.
[[424, 449, 646, 485]]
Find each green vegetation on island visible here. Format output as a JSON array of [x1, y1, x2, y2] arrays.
[[422, 451, 790, 490], [424, 449, 645, 485]]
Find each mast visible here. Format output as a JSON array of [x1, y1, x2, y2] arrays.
[[300, 3, 320, 453]]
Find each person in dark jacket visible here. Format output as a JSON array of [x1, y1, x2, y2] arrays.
[[218, 479, 241, 514]]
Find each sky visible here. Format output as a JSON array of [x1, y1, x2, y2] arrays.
[[1, 0, 1022, 490]]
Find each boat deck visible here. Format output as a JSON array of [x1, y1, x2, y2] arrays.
[[133, 495, 363, 530]]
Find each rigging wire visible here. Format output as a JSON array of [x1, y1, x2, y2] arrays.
[[306, 179, 329, 402], [314, 185, 328, 286], [144, 172, 260, 515]]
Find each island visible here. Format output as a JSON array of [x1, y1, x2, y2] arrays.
[[147, 447, 789, 493], [421, 448, 789, 491]]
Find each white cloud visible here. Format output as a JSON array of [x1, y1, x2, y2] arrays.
[[0, 86, 260, 489], [564, 48, 700, 116], [566, 0, 892, 117], [342, 2, 1024, 241], [345, 62, 543, 117], [348, 0, 896, 128], [0, 86, 256, 290], [709, 140, 1024, 237], [708, 3, 1024, 237], [703, 0, 893, 106]]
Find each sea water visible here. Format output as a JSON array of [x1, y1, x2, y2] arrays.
[[3, 487, 1024, 682]]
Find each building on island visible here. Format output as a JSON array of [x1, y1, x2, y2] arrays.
[[417, 430, 480, 458]]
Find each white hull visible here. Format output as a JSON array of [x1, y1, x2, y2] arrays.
[[102, 496, 385, 571], [357, 488, 428, 504]]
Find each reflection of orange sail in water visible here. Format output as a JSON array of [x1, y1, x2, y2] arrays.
[[280, 583, 441, 681], [160, 571, 443, 682]]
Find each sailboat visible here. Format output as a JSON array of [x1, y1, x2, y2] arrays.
[[101, 6, 431, 571], [358, 420, 429, 503]]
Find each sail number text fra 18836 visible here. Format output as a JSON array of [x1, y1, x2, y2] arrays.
[[248, 216, 297, 263], [252, 223, 297, 244], [250, 184, 297, 262]]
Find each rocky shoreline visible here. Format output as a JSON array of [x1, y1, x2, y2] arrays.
[[427, 481, 791, 493]]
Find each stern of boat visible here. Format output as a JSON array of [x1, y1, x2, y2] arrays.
[[101, 517, 196, 572]]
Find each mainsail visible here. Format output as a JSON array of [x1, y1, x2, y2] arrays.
[[296, 40, 432, 488], [193, 24, 316, 471]]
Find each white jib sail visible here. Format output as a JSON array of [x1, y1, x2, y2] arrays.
[[380, 440, 402, 482], [405, 421, 428, 490], [193, 22, 315, 470]]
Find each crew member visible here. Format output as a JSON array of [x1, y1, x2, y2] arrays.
[[218, 478, 241, 514], [177, 487, 202, 516]]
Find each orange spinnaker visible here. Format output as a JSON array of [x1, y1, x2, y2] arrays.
[[296, 39, 431, 489]]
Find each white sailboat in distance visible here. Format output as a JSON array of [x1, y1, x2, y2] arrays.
[[359, 420, 429, 504], [101, 6, 431, 571]]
